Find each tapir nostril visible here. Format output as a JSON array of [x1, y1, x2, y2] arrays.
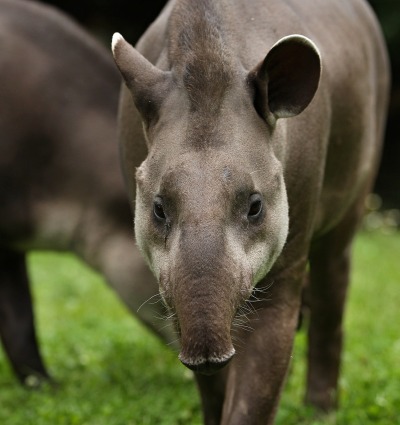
[[178, 348, 235, 375]]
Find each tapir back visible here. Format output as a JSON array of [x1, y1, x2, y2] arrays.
[[0, 0, 122, 248]]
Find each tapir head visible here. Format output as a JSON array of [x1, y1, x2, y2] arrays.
[[112, 32, 321, 374]]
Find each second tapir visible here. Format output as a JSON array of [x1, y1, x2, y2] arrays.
[[112, 0, 390, 423], [0, 0, 174, 384]]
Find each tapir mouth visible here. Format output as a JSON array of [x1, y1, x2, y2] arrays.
[[176, 317, 237, 375], [178, 347, 235, 375]]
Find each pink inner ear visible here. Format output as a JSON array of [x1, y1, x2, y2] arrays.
[[261, 37, 321, 118]]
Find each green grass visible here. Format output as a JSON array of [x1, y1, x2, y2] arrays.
[[0, 231, 399, 424]]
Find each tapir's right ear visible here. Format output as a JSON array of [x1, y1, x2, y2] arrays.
[[112, 33, 171, 127]]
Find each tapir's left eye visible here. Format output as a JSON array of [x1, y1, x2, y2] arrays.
[[153, 197, 166, 221], [247, 193, 263, 220]]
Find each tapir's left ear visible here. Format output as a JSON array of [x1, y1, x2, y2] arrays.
[[251, 34, 321, 121], [112, 33, 171, 127]]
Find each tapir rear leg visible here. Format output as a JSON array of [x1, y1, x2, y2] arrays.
[[0, 250, 49, 384], [306, 202, 364, 411]]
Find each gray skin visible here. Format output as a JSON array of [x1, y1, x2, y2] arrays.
[[112, 0, 390, 423], [0, 0, 175, 385]]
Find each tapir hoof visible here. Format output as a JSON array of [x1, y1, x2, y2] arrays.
[[179, 349, 235, 375], [21, 373, 50, 389]]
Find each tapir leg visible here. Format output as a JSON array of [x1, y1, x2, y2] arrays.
[[217, 270, 304, 425], [195, 369, 228, 425], [0, 249, 49, 384], [306, 204, 363, 411]]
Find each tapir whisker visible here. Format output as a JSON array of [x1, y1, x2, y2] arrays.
[[153, 307, 176, 321], [157, 321, 177, 332], [252, 281, 275, 294], [166, 338, 181, 347], [242, 302, 261, 318], [164, 311, 177, 321], [136, 292, 164, 313], [232, 317, 254, 333]]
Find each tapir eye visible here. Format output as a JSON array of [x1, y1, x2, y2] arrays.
[[247, 193, 263, 220], [153, 197, 166, 221]]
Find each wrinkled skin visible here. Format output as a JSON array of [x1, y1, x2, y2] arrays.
[[113, 0, 390, 423]]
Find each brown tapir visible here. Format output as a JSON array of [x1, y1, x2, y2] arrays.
[[0, 0, 175, 385], [112, 0, 390, 423]]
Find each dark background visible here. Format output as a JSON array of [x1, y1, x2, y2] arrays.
[[44, 0, 399, 208]]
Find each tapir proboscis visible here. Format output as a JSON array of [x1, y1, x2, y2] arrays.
[[0, 0, 174, 385], [112, 0, 390, 423]]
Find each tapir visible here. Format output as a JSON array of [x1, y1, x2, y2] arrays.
[[0, 0, 174, 385], [112, 0, 390, 423]]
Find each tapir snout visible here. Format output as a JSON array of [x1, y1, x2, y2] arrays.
[[163, 223, 251, 373]]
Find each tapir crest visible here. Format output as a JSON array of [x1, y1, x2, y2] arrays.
[[112, 0, 390, 422]]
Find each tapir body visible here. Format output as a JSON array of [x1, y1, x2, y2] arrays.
[[113, 0, 390, 423], [0, 0, 173, 384]]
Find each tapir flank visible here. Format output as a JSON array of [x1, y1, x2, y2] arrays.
[[112, 0, 390, 423]]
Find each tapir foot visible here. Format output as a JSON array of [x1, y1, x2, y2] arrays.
[[305, 387, 338, 412], [19, 370, 53, 389], [0, 250, 50, 384]]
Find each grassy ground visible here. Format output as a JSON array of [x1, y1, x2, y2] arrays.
[[0, 230, 399, 424]]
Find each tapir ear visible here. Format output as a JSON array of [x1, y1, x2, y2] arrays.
[[112, 33, 171, 126], [251, 34, 321, 121]]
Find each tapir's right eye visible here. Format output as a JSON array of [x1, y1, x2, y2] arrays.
[[153, 197, 166, 221]]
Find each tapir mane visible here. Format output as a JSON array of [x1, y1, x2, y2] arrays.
[[168, 0, 236, 114]]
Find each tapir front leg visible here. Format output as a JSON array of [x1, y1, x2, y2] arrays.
[[220, 275, 303, 425], [195, 369, 229, 425], [0, 250, 49, 384], [306, 202, 363, 411]]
